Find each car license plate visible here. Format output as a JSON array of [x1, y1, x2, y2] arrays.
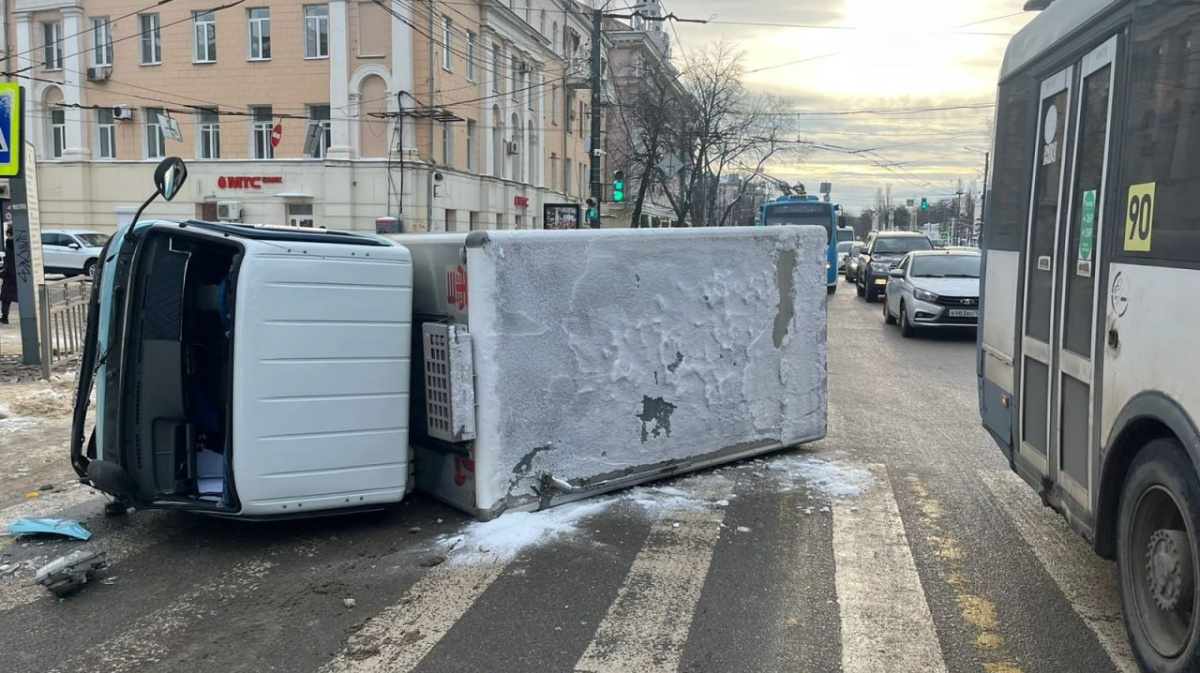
[[949, 309, 978, 318], [874, 279, 887, 285]]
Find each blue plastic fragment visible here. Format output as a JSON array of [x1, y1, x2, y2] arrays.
[[8, 518, 92, 541]]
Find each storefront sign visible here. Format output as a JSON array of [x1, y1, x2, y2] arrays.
[[218, 176, 283, 190], [514, 195, 529, 208], [544, 203, 581, 230]]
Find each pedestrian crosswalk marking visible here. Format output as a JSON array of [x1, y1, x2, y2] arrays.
[[573, 509, 725, 673], [834, 464, 948, 673], [322, 564, 509, 673]]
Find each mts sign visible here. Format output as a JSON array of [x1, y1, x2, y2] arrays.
[[218, 176, 283, 190]]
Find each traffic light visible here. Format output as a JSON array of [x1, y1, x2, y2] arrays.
[[920, 197, 929, 210], [586, 198, 597, 221], [613, 170, 626, 203]]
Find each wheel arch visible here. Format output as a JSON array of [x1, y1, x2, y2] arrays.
[[1095, 391, 1200, 559]]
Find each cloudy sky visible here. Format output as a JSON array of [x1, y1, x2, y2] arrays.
[[651, 0, 1037, 212]]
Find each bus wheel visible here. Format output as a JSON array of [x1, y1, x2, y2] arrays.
[[1119, 437, 1200, 672], [828, 285, 837, 296]]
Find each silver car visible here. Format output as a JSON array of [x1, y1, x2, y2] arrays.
[[883, 250, 981, 337]]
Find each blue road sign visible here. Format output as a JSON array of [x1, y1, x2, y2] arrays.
[[0, 84, 21, 177]]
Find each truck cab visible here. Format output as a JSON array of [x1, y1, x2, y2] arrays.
[[72, 218, 415, 519]]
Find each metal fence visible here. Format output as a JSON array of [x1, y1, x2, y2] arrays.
[[38, 277, 91, 379]]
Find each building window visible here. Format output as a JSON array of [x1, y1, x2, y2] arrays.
[[551, 22, 559, 55], [43, 22, 62, 70], [525, 0, 533, 23], [305, 5, 329, 59], [306, 105, 331, 158], [565, 91, 574, 132], [288, 203, 315, 228], [441, 17, 453, 71], [248, 8, 271, 60], [49, 109, 65, 158], [565, 159, 572, 196], [550, 153, 558, 191], [252, 106, 274, 159], [140, 14, 161, 65], [551, 86, 558, 125], [466, 32, 477, 82], [442, 122, 453, 167], [96, 108, 116, 159], [540, 10, 546, 35], [466, 120, 477, 172], [145, 107, 165, 158], [90, 18, 112, 67], [197, 108, 221, 159], [194, 12, 217, 63]]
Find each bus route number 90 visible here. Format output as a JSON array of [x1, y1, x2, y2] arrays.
[[1125, 183, 1155, 253]]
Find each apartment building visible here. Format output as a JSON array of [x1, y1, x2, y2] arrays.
[[4, 0, 605, 232], [603, 2, 685, 228]]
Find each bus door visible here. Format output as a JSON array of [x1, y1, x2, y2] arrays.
[[1017, 66, 1073, 487], [1053, 36, 1118, 511]]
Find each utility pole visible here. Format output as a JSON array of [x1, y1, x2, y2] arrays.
[[589, 8, 603, 228]]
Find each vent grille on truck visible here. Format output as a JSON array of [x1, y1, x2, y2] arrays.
[[422, 323, 477, 444]]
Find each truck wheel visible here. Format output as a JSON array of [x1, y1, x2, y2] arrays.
[[1118, 437, 1200, 673]]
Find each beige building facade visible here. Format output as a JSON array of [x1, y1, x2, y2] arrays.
[[4, 0, 604, 232]]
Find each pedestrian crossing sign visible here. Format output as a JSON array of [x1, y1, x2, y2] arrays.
[[0, 84, 21, 177]]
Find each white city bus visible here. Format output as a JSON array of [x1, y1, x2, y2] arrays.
[[979, 0, 1200, 668]]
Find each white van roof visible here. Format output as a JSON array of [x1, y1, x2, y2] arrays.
[[1001, 0, 1122, 79]]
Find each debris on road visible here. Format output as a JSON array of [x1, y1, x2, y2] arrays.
[[9, 518, 93, 541], [36, 550, 108, 597], [419, 555, 446, 568], [343, 598, 357, 609], [736, 526, 752, 533], [408, 526, 421, 534]]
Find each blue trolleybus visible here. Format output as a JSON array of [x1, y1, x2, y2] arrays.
[[761, 196, 840, 293]]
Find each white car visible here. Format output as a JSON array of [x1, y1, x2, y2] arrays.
[[883, 250, 981, 337], [41, 229, 110, 277]]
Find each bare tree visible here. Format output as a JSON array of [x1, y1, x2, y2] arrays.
[[874, 185, 894, 230], [653, 42, 807, 227]]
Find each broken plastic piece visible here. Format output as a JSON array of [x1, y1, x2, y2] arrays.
[[36, 550, 108, 597], [9, 518, 93, 541]]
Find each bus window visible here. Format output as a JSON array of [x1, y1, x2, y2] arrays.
[[1118, 1, 1200, 264], [987, 76, 1035, 252]]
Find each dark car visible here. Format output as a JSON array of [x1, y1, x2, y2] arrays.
[[856, 232, 934, 302], [845, 242, 866, 282]]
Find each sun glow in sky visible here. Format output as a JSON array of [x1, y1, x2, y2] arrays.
[[660, 0, 1037, 210]]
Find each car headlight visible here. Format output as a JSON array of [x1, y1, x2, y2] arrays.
[[871, 262, 890, 272], [914, 288, 939, 302]]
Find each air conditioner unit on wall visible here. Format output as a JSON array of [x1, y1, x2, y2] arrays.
[[217, 201, 243, 222], [111, 105, 133, 121], [506, 141, 520, 155], [87, 66, 111, 82]]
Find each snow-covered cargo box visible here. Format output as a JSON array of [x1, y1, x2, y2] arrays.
[[395, 226, 828, 519]]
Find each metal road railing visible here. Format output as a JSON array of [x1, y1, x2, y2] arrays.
[[38, 277, 90, 379]]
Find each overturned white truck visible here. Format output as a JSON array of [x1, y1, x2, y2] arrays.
[[69, 159, 828, 520]]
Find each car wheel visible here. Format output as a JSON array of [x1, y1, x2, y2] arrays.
[[899, 302, 917, 338], [84, 259, 97, 278], [1118, 438, 1200, 673], [865, 281, 879, 303], [884, 300, 896, 325], [856, 280, 865, 297]]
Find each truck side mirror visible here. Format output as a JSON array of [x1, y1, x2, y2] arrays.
[[154, 157, 188, 202]]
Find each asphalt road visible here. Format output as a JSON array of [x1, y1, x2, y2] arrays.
[[0, 277, 1138, 673]]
